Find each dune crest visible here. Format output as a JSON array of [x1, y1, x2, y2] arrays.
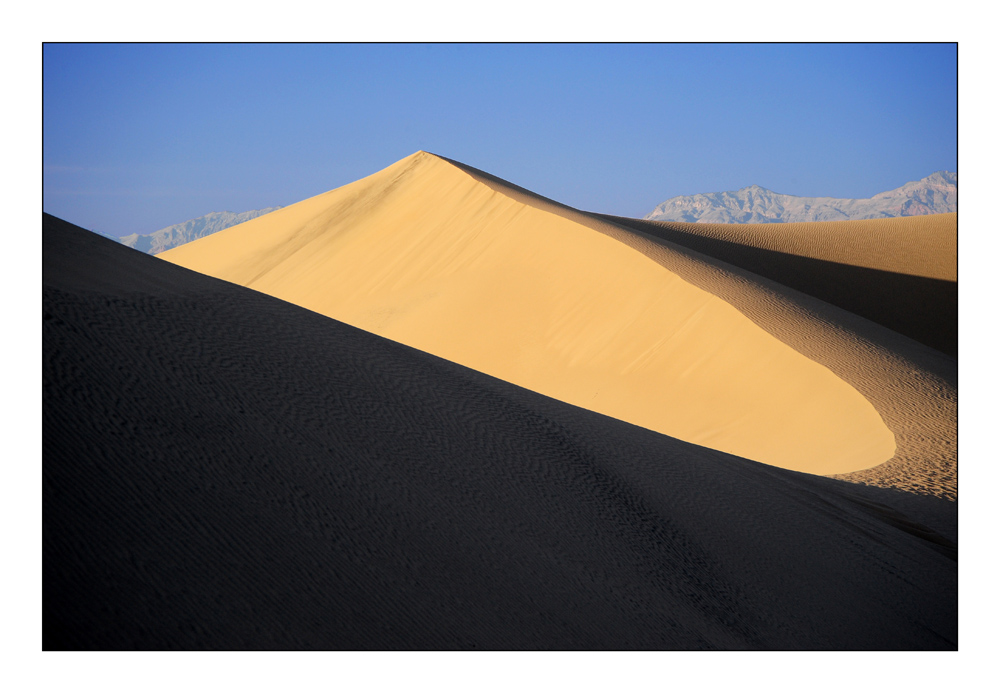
[[161, 151, 895, 475]]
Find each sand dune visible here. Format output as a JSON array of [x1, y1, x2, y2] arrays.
[[160, 151, 898, 476], [43, 215, 956, 649]]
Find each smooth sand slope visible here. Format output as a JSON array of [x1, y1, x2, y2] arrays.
[[161, 152, 895, 476], [44, 215, 956, 649], [597, 213, 958, 357]]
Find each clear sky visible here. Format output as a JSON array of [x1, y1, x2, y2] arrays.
[[43, 43, 957, 237]]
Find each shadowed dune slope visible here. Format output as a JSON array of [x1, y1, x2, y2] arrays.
[[596, 213, 957, 357], [160, 151, 893, 476], [44, 215, 955, 649]]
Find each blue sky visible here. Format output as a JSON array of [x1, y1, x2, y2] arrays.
[[43, 43, 957, 237]]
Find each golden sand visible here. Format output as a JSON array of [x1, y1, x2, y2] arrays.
[[161, 152, 896, 475]]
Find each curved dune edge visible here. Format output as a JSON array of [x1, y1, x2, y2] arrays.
[[161, 152, 894, 476]]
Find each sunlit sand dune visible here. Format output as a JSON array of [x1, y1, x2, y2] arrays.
[[569, 207, 957, 507], [161, 151, 895, 476]]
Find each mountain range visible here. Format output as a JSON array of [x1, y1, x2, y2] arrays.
[[117, 207, 282, 254], [645, 171, 956, 223]]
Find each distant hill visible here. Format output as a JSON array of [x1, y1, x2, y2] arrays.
[[645, 171, 956, 223], [118, 207, 282, 254]]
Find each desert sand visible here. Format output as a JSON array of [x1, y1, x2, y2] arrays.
[[160, 151, 901, 476], [43, 214, 956, 649]]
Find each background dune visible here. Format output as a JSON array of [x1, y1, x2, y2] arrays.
[[597, 213, 957, 357], [160, 152, 897, 476], [44, 215, 956, 649]]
